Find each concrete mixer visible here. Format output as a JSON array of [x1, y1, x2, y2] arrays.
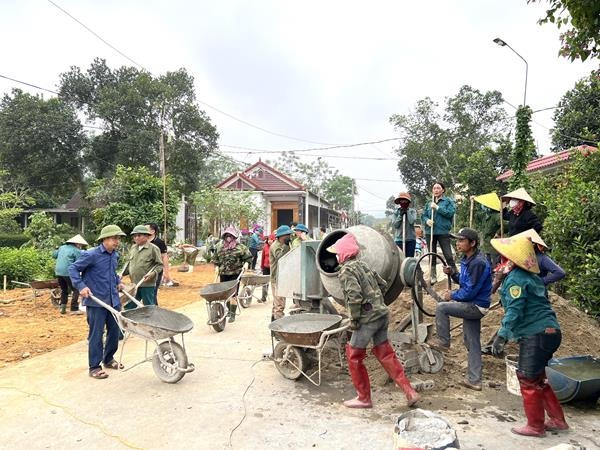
[[274, 225, 447, 375]]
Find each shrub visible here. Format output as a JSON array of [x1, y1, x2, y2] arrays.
[[532, 151, 600, 317], [0, 248, 55, 284], [0, 233, 29, 248]]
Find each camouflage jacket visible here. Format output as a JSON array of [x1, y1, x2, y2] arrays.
[[213, 243, 252, 275], [338, 258, 388, 324], [269, 239, 290, 284]]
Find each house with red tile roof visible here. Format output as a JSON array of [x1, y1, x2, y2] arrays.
[[496, 145, 597, 181], [216, 160, 340, 235]]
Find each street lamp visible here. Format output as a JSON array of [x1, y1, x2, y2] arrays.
[[493, 37, 528, 106]]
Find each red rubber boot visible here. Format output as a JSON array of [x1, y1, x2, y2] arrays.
[[344, 344, 372, 408], [542, 380, 569, 431], [372, 340, 420, 407], [511, 373, 546, 437]]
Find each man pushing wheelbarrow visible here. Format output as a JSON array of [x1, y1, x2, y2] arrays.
[[69, 225, 128, 380]]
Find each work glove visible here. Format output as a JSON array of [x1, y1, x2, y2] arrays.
[[243, 262, 249, 271], [491, 335, 507, 357], [426, 219, 434, 228], [349, 320, 361, 331], [214, 266, 220, 276], [430, 202, 438, 210]]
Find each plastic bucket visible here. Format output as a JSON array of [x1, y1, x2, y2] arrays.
[[505, 354, 521, 396]]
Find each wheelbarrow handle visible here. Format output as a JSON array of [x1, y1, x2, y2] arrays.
[[316, 318, 351, 348], [120, 289, 145, 308], [88, 294, 121, 315]]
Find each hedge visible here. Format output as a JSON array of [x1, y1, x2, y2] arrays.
[[0, 248, 55, 285], [0, 233, 29, 248]]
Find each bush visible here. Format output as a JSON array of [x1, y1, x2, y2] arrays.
[[0, 233, 29, 248], [0, 247, 55, 284], [532, 151, 600, 317]]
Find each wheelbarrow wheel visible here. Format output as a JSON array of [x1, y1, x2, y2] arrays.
[[419, 348, 444, 374], [152, 341, 187, 384], [50, 288, 61, 307], [210, 302, 227, 332], [238, 286, 253, 308], [273, 342, 307, 381]]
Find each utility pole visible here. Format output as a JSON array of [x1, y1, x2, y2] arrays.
[[159, 130, 167, 244], [351, 179, 355, 226]]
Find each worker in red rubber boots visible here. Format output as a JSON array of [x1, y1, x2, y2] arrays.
[[490, 235, 568, 437], [328, 232, 420, 409]]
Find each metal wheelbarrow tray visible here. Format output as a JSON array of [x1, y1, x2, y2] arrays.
[[121, 306, 193, 340], [240, 272, 271, 286], [199, 279, 239, 302], [546, 355, 600, 404], [269, 313, 343, 346]]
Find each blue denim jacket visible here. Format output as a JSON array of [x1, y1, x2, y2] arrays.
[[69, 244, 121, 309], [450, 250, 492, 308]]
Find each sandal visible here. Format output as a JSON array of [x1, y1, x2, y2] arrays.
[[89, 368, 109, 379], [104, 360, 124, 370]]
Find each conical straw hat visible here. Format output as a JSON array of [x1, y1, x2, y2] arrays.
[[491, 236, 540, 273], [512, 229, 547, 249], [473, 192, 501, 211], [66, 234, 89, 246], [501, 187, 536, 205]]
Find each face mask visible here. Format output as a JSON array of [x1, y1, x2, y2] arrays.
[[225, 236, 234, 243], [509, 199, 519, 208]]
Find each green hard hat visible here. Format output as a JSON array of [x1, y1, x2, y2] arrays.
[[130, 224, 151, 235], [97, 224, 126, 241]]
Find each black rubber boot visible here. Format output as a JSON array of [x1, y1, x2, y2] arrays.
[[228, 304, 237, 323]]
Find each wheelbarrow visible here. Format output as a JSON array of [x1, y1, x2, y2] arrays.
[[12, 279, 61, 306], [268, 313, 350, 386], [89, 293, 195, 383], [199, 272, 242, 332], [237, 270, 270, 308], [546, 355, 600, 404]]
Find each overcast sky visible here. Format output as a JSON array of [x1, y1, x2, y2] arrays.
[[1, 1, 597, 217]]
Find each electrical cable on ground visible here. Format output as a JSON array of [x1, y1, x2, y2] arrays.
[[228, 358, 268, 447]]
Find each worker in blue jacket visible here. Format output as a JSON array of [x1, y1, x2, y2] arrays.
[[428, 227, 492, 391], [422, 182, 457, 283]]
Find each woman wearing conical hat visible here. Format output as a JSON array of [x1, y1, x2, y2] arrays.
[[490, 236, 568, 438], [52, 234, 89, 314], [501, 187, 542, 236]]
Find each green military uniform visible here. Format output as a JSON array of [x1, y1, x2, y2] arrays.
[[126, 242, 163, 307], [338, 258, 388, 326], [498, 267, 560, 341], [212, 242, 252, 275]]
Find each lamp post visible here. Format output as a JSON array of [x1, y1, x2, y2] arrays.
[[493, 37, 528, 106]]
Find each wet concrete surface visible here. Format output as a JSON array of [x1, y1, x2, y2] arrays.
[[1, 298, 599, 449]]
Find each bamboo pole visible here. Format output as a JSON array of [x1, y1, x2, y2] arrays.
[[402, 212, 406, 255], [469, 197, 474, 228]]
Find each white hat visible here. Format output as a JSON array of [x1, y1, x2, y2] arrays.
[[501, 187, 536, 205], [66, 234, 89, 246], [512, 229, 547, 249]]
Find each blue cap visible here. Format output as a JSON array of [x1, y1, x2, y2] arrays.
[[275, 225, 293, 238], [295, 223, 309, 233]]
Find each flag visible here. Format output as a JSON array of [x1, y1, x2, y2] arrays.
[[473, 192, 501, 211]]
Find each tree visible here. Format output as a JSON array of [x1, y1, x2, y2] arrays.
[[390, 85, 511, 199], [59, 58, 219, 195], [529, 0, 600, 62], [22, 211, 74, 251], [510, 106, 537, 190], [190, 186, 264, 237], [0, 89, 86, 204], [87, 165, 180, 236], [551, 70, 600, 151], [0, 170, 34, 233], [269, 153, 356, 211], [532, 150, 600, 317]]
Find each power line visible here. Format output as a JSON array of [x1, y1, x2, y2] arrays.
[[45, 0, 343, 147], [47, 0, 147, 70], [0, 74, 59, 95], [219, 138, 400, 154]]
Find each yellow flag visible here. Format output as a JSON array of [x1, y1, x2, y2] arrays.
[[473, 192, 501, 211]]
